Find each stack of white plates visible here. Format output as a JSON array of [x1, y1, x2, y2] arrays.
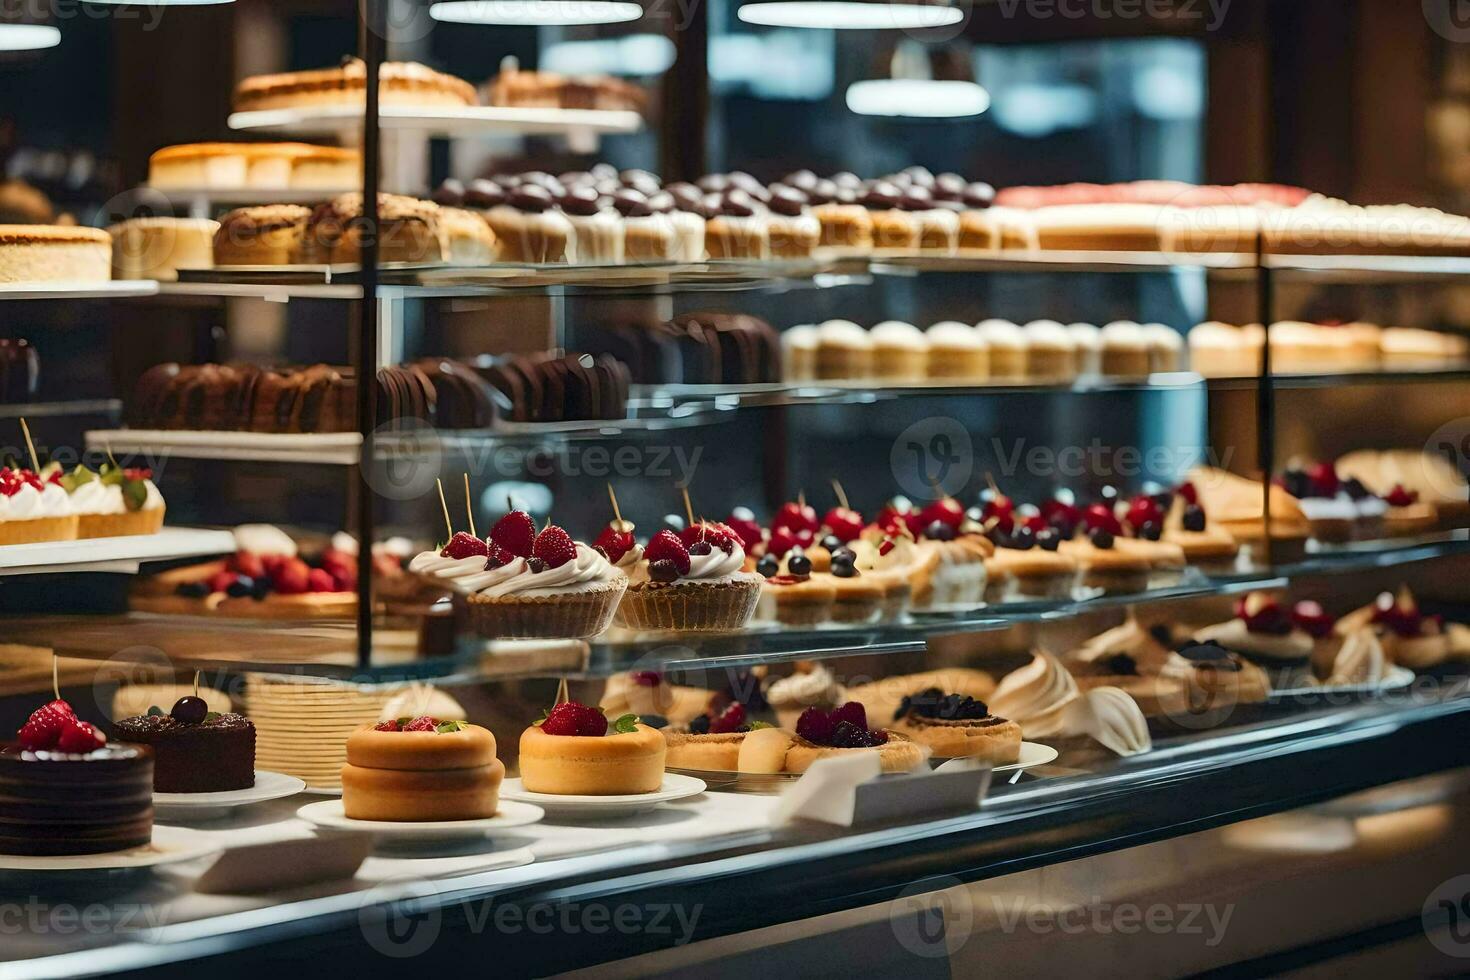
[[244, 675, 397, 792]]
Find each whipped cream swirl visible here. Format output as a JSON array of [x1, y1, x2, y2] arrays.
[[686, 541, 745, 580], [413, 543, 622, 598], [68, 479, 163, 516], [0, 482, 72, 521]]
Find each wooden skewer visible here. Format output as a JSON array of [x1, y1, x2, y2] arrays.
[[555, 677, 569, 706], [681, 486, 695, 527], [607, 483, 632, 533], [831, 479, 849, 510], [194, 669, 201, 699], [435, 478, 454, 541], [463, 474, 476, 538], [986, 472, 1000, 496], [18, 419, 38, 473], [506, 494, 515, 513], [51, 654, 59, 701]]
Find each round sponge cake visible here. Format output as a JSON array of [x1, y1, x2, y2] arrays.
[[518, 723, 665, 795], [341, 724, 503, 822]]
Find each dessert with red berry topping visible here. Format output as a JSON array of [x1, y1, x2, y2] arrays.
[[764, 663, 845, 728], [50, 462, 165, 539], [664, 702, 775, 770], [1188, 466, 1310, 563], [848, 530, 938, 620], [1191, 591, 1313, 684], [0, 464, 77, 545], [820, 482, 865, 544], [1338, 587, 1470, 671], [1336, 448, 1470, 531], [1160, 482, 1240, 572], [113, 695, 255, 793], [1, 698, 154, 855], [890, 688, 1022, 763], [910, 503, 991, 609], [614, 521, 761, 632], [784, 701, 928, 773], [342, 718, 504, 821], [1279, 459, 1387, 543], [1060, 525, 1153, 594], [754, 546, 836, 625], [519, 700, 665, 794], [1378, 482, 1437, 536], [984, 514, 1079, 601]]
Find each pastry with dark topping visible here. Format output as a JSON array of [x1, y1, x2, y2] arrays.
[[764, 184, 820, 258], [705, 188, 771, 260], [114, 696, 256, 793], [890, 687, 1022, 762], [560, 183, 624, 264], [859, 180, 920, 250], [485, 182, 572, 263]]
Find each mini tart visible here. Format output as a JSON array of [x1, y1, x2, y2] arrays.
[[755, 572, 836, 626], [844, 668, 996, 726], [867, 209, 921, 250], [0, 513, 79, 546], [0, 225, 112, 283], [341, 724, 504, 822], [663, 730, 746, 770], [465, 577, 627, 639], [784, 729, 929, 774], [1060, 538, 1152, 593], [891, 713, 1022, 763], [1165, 526, 1240, 572], [1114, 537, 1186, 571], [985, 545, 1079, 599], [518, 722, 665, 795], [614, 573, 762, 632], [912, 535, 991, 609], [1383, 499, 1438, 537], [1188, 466, 1311, 562], [233, 59, 477, 112], [1158, 650, 1272, 715], [828, 568, 885, 623], [77, 505, 166, 540]]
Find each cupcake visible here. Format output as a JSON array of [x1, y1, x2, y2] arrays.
[[654, 184, 708, 261], [764, 664, 845, 728], [890, 688, 1022, 763], [925, 321, 989, 382], [56, 462, 166, 539], [811, 181, 875, 250], [870, 320, 929, 381], [1188, 321, 1262, 378], [1068, 322, 1103, 375], [956, 181, 999, 250], [559, 184, 624, 264], [615, 523, 763, 632], [1141, 322, 1184, 372], [1023, 319, 1078, 382], [814, 318, 874, 380], [487, 183, 572, 263], [764, 184, 821, 258], [860, 181, 920, 250], [1099, 320, 1152, 376], [898, 185, 959, 254], [612, 188, 678, 262], [976, 319, 1027, 379], [782, 323, 819, 380], [705, 188, 771, 259]]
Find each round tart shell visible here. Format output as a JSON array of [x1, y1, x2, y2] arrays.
[[783, 729, 929, 773]]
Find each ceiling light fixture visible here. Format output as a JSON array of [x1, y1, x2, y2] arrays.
[[429, 0, 642, 26], [0, 24, 59, 50], [737, 1, 963, 31], [846, 78, 988, 117]]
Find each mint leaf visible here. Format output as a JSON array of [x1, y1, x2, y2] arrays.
[[533, 708, 550, 726], [747, 720, 773, 730], [435, 720, 467, 733], [612, 713, 639, 734], [146, 705, 163, 716]]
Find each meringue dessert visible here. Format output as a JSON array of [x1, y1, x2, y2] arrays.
[[518, 700, 666, 795], [989, 651, 1080, 740], [764, 663, 845, 729], [890, 688, 1022, 763]]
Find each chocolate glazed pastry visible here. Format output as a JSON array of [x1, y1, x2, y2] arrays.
[[469, 352, 630, 423], [413, 358, 505, 428], [0, 339, 38, 403]]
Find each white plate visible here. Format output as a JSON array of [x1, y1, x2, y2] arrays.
[[935, 741, 1059, 774], [499, 774, 707, 816], [1270, 664, 1416, 698], [297, 798, 544, 839], [153, 770, 306, 820], [0, 826, 220, 872]]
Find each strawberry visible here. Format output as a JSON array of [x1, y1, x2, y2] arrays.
[[440, 531, 489, 560], [17, 699, 75, 750], [490, 510, 537, 558], [56, 721, 105, 753], [593, 524, 635, 563], [207, 570, 237, 595], [230, 551, 268, 580], [709, 702, 746, 734], [645, 529, 691, 575], [485, 542, 516, 568], [403, 716, 439, 732], [540, 701, 606, 737], [374, 719, 402, 732], [271, 557, 312, 596], [306, 568, 337, 593], [532, 524, 577, 569], [724, 508, 763, 552]]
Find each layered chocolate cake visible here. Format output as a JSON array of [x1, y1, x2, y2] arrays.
[[576, 312, 780, 385], [469, 351, 630, 422], [113, 697, 255, 793], [0, 338, 38, 403], [0, 742, 155, 856]]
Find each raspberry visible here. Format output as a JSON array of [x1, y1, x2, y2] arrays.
[[830, 701, 868, 731], [593, 525, 635, 563], [404, 716, 439, 732], [441, 531, 489, 560], [374, 719, 402, 732], [230, 551, 268, 580], [490, 510, 537, 558], [56, 721, 106, 753], [645, 530, 691, 575], [17, 700, 74, 750], [709, 702, 746, 734], [207, 570, 237, 595], [540, 701, 606, 737], [705, 523, 741, 554], [307, 568, 338, 593], [795, 706, 834, 745], [532, 525, 577, 569]]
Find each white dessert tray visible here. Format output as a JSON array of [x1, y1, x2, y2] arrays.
[[934, 741, 1060, 774], [297, 799, 545, 839], [1269, 664, 1417, 699], [154, 770, 307, 820], [227, 104, 643, 138], [499, 774, 707, 817], [0, 826, 220, 872], [0, 527, 237, 576]]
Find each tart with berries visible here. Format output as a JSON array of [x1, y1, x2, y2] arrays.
[[754, 545, 836, 625], [784, 701, 928, 773], [1192, 591, 1313, 684], [663, 702, 775, 770], [342, 717, 504, 822], [2, 698, 154, 856], [113, 695, 255, 793], [0, 465, 77, 545], [518, 700, 666, 795], [1378, 483, 1438, 537], [1339, 587, 1470, 671], [909, 496, 991, 608], [1188, 466, 1310, 562], [1279, 459, 1388, 543], [844, 668, 997, 727], [599, 671, 718, 726], [412, 510, 627, 638], [52, 462, 165, 539], [1060, 520, 1153, 594], [614, 521, 761, 632], [890, 688, 1022, 763]]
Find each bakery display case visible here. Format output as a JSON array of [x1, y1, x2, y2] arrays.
[[3, 2, 1470, 976]]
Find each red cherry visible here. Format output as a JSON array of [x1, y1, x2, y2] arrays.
[[404, 716, 439, 732], [207, 570, 237, 595], [441, 532, 489, 560], [981, 494, 1014, 525], [1082, 503, 1123, 535], [724, 511, 763, 552], [821, 506, 865, 543], [1307, 461, 1339, 497], [767, 526, 798, 559], [1385, 484, 1418, 508], [56, 721, 106, 753], [1019, 512, 1048, 533], [1125, 495, 1164, 532], [917, 497, 965, 530], [772, 500, 819, 534]]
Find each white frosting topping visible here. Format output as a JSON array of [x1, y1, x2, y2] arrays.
[[976, 319, 1024, 348], [926, 321, 983, 349], [817, 319, 871, 348], [472, 543, 620, 597], [784, 324, 819, 350], [407, 550, 489, 588], [1024, 319, 1073, 347], [871, 320, 927, 349], [1141, 323, 1182, 350], [1101, 320, 1148, 348], [990, 651, 1080, 739], [685, 540, 746, 580], [765, 664, 844, 708], [1061, 686, 1151, 756], [1193, 618, 1312, 663], [66, 479, 163, 516], [233, 524, 298, 557], [1067, 322, 1101, 346], [0, 481, 72, 520]]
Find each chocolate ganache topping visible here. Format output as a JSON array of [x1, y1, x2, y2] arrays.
[[611, 188, 653, 218], [767, 184, 808, 217], [463, 179, 506, 209], [1176, 639, 1243, 672], [509, 184, 555, 213], [560, 184, 603, 217]]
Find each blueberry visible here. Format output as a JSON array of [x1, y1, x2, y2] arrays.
[[925, 520, 956, 541], [226, 576, 255, 598], [1037, 528, 1061, 551], [1089, 527, 1115, 549], [787, 552, 812, 576], [639, 714, 669, 730], [1182, 505, 1207, 532], [1342, 477, 1370, 501], [1009, 526, 1036, 550], [176, 581, 210, 599], [831, 554, 857, 578], [756, 554, 779, 578], [688, 714, 711, 735], [1137, 521, 1162, 541]]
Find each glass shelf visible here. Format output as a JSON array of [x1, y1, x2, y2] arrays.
[[0, 280, 159, 301], [0, 399, 121, 421], [0, 527, 236, 576], [1204, 363, 1470, 389]]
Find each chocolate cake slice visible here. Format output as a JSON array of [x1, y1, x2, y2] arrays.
[[0, 744, 154, 855], [112, 708, 255, 794]]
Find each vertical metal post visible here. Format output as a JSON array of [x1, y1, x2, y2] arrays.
[[660, 0, 708, 181], [356, 0, 385, 670], [1255, 234, 1275, 569]]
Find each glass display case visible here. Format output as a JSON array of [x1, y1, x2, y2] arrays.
[[2, 2, 1470, 976]]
